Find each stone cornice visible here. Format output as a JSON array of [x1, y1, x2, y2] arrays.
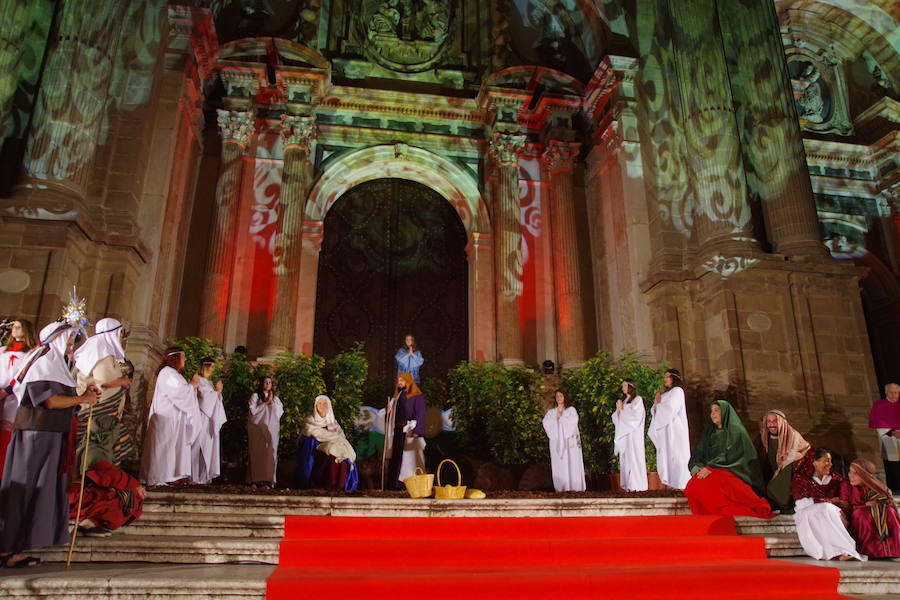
[[803, 139, 874, 168]]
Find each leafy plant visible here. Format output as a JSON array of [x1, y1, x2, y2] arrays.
[[219, 353, 270, 469], [327, 342, 367, 446], [561, 352, 667, 475], [448, 361, 547, 465], [421, 377, 449, 409], [273, 351, 326, 459]]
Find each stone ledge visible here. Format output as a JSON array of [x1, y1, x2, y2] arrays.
[[32, 536, 279, 565]]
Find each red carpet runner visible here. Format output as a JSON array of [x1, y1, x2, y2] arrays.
[[267, 515, 852, 599]]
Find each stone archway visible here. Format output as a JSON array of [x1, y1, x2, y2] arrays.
[[294, 144, 494, 362]]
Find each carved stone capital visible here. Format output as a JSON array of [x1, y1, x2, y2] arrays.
[[543, 140, 581, 172], [489, 132, 526, 165], [216, 109, 253, 147], [280, 115, 316, 151]]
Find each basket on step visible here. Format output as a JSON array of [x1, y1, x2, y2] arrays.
[[403, 467, 434, 498], [433, 459, 467, 500]]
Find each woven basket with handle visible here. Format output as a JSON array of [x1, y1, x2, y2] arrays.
[[403, 467, 434, 498], [432, 459, 467, 500]]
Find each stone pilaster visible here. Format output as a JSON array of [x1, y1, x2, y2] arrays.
[[717, 0, 825, 257], [198, 109, 253, 342], [544, 140, 585, 368], [668, 0, 757, 257], [263, 115, 316, 356], [489, 131, 526, 366]]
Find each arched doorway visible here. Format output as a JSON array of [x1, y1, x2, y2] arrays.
[[313, 178, 469, 393]]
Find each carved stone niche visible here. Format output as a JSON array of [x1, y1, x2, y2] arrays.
[[787, 49, 853, 136], [356, 0, 453, 73]]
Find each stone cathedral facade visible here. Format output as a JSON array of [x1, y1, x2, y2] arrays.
[[0, 0, 897, 462]]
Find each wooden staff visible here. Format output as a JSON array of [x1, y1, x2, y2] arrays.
[[380, 393, 397, 491], [67, 398, 95, 567]]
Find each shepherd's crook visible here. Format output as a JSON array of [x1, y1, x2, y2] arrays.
[[67, 400, 94, 567]]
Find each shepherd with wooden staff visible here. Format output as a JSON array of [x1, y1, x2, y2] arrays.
[[0, 293, 98, 569], [383, 373, 427, 491]]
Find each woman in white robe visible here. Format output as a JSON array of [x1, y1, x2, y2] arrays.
[[648, 369, 691, 490], [190, 357, 226, 484], [612, 379, 648, 492], [141, 347, 201, 486], [791, 448, 865, 561], [543, 389, 586, 492], [247, 376, 283, 488]]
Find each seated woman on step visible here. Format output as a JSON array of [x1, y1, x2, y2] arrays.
[[296, 395, 358, 491], [791, 448, 865, 561], [841, 458, 900, 558], [684, 400, 772, 518]]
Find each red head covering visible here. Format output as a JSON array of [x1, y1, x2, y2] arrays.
[[850, 458, 893, 500], [394, 372, 423, 398]]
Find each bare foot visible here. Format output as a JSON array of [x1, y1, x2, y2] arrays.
[[837, 554, 853, 561]]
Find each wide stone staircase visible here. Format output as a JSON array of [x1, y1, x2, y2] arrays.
[[2, 491, 897, 599]]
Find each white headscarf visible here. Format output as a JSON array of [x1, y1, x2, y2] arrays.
[[74, 317, 125, 375], [311, 394, 336, 427], [13, 322, 77, 401]]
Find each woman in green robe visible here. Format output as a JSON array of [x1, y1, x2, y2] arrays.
[[684, 400, 773, 518]]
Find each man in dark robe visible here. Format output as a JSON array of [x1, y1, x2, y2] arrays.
[[758, 410, 811, 515], [0, 322, 100, 568], [387, 372, 426, 490]]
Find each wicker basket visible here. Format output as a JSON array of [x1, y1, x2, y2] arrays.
[[403, 467, 434, 498], [432, 459, 467, 500]]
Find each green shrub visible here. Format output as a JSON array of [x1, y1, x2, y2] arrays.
[[273, 352, 326, 459], [448, 361, 547, 465], [561, 352, 666, 475], [327, 342, 367, 446]]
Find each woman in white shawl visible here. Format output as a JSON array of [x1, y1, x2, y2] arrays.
[[648, 369, 691, 490], [190, 357, 226, 484], [297, 395, 357, 490], [612, 379, 648, 491], [140, 346, 201, 486], [543, 389, 586, 492], [247, 376, 283, 488]]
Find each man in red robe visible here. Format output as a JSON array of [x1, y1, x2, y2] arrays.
[[69, 460, 145, 535]]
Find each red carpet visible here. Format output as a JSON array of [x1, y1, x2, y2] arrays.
[[267, 515, 852, 599]]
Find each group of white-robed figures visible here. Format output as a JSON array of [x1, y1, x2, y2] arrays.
[[542, 369, 691, 493], [141, 348, 284, 488]]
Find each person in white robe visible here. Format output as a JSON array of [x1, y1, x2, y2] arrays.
[[140, 347, 201, 486], [612, 379, 648, 492], [648, 369, 691, 490], [791, 448, 865, 561], [190, 357, 226, 484], [247, 376, 283, 488], [543, 389, 586, 492]]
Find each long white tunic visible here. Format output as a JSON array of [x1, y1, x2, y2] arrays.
[[612, 397, 648, 492], [190, 377, 227, 484], [543, 406, 586, 492], [648, 387, 691, 490], [794, 497, 866, 561], [141, 367, 201, 486], [247, 393, 283, 483]]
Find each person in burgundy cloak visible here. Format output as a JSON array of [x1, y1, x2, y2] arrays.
[[869, 383, 900, 492], [386, 372, 426, 490], [70, 460, 146, 536], [841, 458, 900, 558]]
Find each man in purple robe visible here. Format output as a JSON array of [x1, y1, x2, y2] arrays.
[[387, 372, 426, 490]]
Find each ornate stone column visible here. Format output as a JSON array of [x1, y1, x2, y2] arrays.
[[544, 140, 585, 368], [489, 132, 526, 366], [263, 115, 316, 356], [668, 0, 757, 257], [198, 109, 253, 342], [717, 0, 826, 257]]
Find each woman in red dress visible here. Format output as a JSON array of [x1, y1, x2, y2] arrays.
[[684, 400, 772, 518], [842, 458, 900, 558]]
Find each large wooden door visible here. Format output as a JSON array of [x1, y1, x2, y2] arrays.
[[313, 179, 468, 396]]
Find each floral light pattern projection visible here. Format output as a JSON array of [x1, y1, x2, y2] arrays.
[[518, 154, 545, 327]]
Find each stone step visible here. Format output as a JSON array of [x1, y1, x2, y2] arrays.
[[783, 557, 900, 598], [123, 511, 285, 538], [734, 514, 798, 535], [32, 535, 280, 565], [142, 491, 692, 517], [0, 563, 272, 600]]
